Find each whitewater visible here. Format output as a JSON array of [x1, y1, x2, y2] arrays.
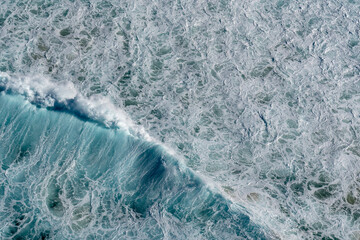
[[1, 0, 360, 239]]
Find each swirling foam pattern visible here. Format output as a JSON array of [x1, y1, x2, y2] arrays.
[[1, 0, 360, 239]]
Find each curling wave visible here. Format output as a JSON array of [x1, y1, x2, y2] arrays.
[[0, 77, 275, 239], [0, 73, 151, 140]]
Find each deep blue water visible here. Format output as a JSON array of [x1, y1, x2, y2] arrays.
[[0, 94, 269, 239]]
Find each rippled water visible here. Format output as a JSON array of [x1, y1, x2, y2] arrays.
[[1, 0, 360, 239]]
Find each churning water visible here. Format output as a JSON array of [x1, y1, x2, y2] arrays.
[[1, 0, 360, 239]]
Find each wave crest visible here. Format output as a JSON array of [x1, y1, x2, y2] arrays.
[[0, 73, 152, 140]]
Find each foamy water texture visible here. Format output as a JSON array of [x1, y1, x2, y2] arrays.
[[1, 0, 360, 239]]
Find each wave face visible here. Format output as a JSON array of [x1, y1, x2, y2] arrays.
[[0, 94, 267, 239], [1, 0, 360, 239]]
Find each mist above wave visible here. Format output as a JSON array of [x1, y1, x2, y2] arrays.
[[0, 73, 152, 141]]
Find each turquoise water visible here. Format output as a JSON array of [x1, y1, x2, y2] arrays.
[[0, 94, 268, 239]]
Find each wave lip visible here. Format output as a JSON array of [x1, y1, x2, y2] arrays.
[[0, 73, 152, 141]]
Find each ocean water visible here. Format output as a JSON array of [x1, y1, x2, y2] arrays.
[[1, 0, 360, 239]]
